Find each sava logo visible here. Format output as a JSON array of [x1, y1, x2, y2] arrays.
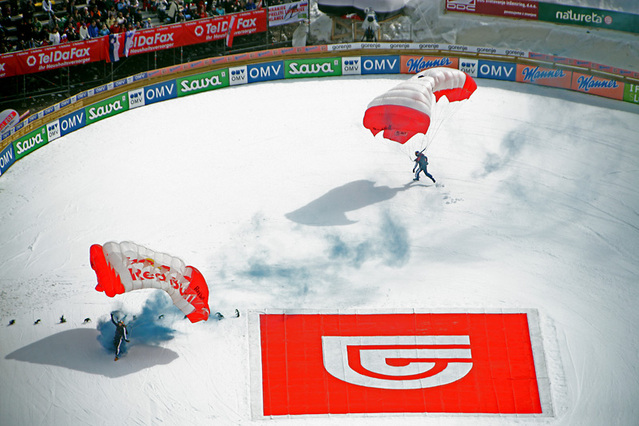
[[88, 100, 125, 120], [322, 335, 472, 389], [180, 75, 223, 92], [16, 132, 46, 155], [289, 62, 334, 75]]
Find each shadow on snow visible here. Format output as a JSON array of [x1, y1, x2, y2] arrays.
[[285, 179, 426, 226]]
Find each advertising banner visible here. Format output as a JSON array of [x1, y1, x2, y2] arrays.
[[15, 38, 106, 75], [538, 3, 639, 34], [341, 57, 361, 75], [0, 52, 18, 78], [268, 1, 309, 27], [361, 55, 401, 74], [176, 69, 229, 97], [571, 72, 624, 100], [255, 312, 549, 417], [0, 143, 15, 176], [13, 125, 48, 160], [144, 80, 178, 105], [182, 9, 267, 47], [445, 0, 539, 19], [85, 93, 130, 125], [477, 59, 517, 81], [401, 56, 458, 74], [446, 0, 639, 34], [247, 60, 285, 83], [517, 64, 572, 88], [45, 104, 84, 140], [107, 10, 268, 61], [623, 83, 639, 104], [229, 66, 248, 85], [284, 57, 342, 79]]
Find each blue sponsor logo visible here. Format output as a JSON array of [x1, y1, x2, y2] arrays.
[[478, 60, 517, 81], [94, 84, 109, 94], [247, 61, 284, 83], [362, 56, 400, 74], [0, 143, 15, 176], [59, 110, 86, 136], [144, 81, 177, 105]]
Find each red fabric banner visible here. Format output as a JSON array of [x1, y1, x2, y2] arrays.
[[15, 38, 107, 76]]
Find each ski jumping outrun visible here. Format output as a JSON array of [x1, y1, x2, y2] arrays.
[[413, 150, 436, 183]]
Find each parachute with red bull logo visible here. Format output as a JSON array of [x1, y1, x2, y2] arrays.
[[90, 241, 210, 323]]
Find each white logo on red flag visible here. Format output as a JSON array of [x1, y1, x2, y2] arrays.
[[322, 335, 472, 389]]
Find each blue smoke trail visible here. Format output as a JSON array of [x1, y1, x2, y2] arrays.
[[96, 292, 179, 355]]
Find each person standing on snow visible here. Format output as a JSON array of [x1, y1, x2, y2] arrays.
[[111, 313, 130, 361], [413, 151, 436, 183]]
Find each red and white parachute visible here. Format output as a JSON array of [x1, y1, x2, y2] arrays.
[[90, 241, 210, 323], [363, 67, 477, 144]]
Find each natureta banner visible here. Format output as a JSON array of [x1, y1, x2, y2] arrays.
[[445, 0, 639, 34]]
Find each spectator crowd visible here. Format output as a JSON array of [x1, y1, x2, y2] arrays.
[[0, 0, 284, 53]]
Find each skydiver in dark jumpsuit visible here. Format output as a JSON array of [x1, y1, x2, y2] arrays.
[[413, 151, 436, 183], [111, 313, 130, 361]]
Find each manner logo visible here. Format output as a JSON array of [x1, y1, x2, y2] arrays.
[[322, 335, 472, 389]]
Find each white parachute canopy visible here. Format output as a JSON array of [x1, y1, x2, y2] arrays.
[[363, 67, 477, 144], [90, 241, 210, 323]]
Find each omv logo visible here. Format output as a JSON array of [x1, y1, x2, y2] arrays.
[[322, 335, 472, 389]]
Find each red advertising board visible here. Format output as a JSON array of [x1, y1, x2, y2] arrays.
[[401, 56, 459, 74], [0, 52, 18, 78], [113, 9, 268, 58], [257, 312, 545, 417], [0, 10, 269, 75], [446, 0, 539, 19], [571, 71, 624, 100], [2, 38, 107, 77], [517, 64, 572, 89]]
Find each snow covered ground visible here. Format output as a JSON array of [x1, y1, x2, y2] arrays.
[[1, 73, 638, 425], [1, 1, 639, 425]]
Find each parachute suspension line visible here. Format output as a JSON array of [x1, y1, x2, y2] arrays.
[[420, 99, 465, 154]]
